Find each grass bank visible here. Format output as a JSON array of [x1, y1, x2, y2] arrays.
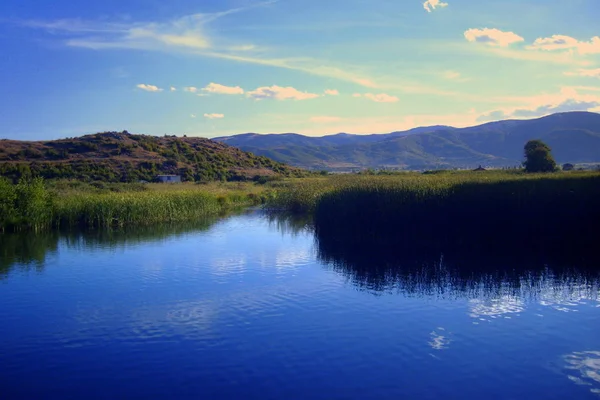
[[0, 179, 273, 231]]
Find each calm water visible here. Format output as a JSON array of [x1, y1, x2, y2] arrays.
[[1, 210, 599, 399]]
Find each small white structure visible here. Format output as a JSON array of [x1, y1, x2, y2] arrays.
[[156, 175, 181, 183]]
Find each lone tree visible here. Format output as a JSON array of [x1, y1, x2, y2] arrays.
[[523, 140, 557, 173]]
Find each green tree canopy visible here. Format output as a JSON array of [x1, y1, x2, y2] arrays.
[[523, 139, 557, 173]]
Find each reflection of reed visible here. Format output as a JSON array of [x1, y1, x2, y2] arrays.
[[0, 232, 60, 278], [264, 212, 313, 237], [314, 226, 600, 299], [0, 217, 220, 278]]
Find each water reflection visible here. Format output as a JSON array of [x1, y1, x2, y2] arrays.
[[311, 219, 600, 316], [0, 218, 220, 279], [564, 351, 600, 396], [0, 232, 60, 278], [429, 328, 451, 350], [265, 212, 313, 237]]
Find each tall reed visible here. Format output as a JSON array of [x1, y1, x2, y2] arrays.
[[0, 179, 265, 231]]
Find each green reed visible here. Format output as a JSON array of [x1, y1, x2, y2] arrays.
[[265, 171, 600, 249], [0, 178, 266, 232]]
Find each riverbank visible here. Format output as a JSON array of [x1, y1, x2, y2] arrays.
[[0, 179, 273, 231], [3, 171, 600, 235]]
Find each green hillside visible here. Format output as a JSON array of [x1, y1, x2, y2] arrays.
[[0, 131, 305, 182]]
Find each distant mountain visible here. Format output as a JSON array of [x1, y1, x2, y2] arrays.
[[0, 131, 304, 182], [214, 112, 600, 170]]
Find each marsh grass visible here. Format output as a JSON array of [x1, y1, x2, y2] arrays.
[[0, 179, 272, 231], [267, 171, 600, 257]]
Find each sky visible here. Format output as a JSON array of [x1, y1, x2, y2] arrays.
[[1, 0, 600, 139]]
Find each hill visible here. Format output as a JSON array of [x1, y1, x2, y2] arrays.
[[0, 131, 305, 182], [214, 112, 600, 170]]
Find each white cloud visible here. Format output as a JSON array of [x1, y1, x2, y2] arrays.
[[183, 86, 199, 93], [527, 35, 600, 55], [36, 2, 277, 52], [464, 28, 524, 47], [363, 93, 400, 103], [564, 68, 600, 78], [136, 84, 162, 92], [324, 89, 339, 96], [202, 82, 244, 95], [229, 44, 257, 51], [352, 93, 362, 98], [310, 116, 342, 123], [190, 114, 196, 118], [204, 113, 224, 119], [478, 87, 600, 122], [170, 86, 177, 91], [444, 71, 461, 80], [247, 85, 320, 100], [424, 0, 448, 13]]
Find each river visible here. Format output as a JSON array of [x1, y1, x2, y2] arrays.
[[1, 210, 599, 399]]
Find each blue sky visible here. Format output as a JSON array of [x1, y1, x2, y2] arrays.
[[1, 0, 600, 139]]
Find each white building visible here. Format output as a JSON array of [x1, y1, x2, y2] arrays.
[[156, 175, 181, 183]]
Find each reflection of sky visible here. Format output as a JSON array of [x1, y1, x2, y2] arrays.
[[467, 277, 600, 320], [538, 284, 600, 313], [429, 328, 450, 350], [469, 296, 524, 320], [564, 351, 600, 397]]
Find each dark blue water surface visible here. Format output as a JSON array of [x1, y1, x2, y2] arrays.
[[1, 210, 599, 399]]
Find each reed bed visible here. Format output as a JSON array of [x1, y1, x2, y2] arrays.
[[267, 171, 600, 257], [0, 179, 268, 231]]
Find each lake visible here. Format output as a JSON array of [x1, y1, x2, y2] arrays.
[[1, 210, 599, 399]]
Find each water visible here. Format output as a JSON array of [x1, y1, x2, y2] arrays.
[[1, 210, 599, 399]]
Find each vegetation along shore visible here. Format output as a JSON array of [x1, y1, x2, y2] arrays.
[[0, 179, 273, 232], [2, 132, 599, 242]]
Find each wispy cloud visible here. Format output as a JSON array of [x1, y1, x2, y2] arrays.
[[170, 86, 177, 91], [202, 82, 244, 95], [564, 68, 600, 78], [527, 35, 600, 55], [19, 12, 396, 91], [464, 28, 524, 47], [199, 51, 380, 88], [478, 87, 600, 122], [204, 113, 224, 119], [423, 0, 448, 13], [30, 1, 278, 52], [310, 116, 342, 123], [136, 83, 162, 92], [324, 89, 339, 95], [363, 93, 399, 103], [442, 70, 470, 82], [247, 85, 320, 100]]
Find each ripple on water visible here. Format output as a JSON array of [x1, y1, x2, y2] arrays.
[[564, 351, 600, 397], [468, 296, 524, 321]]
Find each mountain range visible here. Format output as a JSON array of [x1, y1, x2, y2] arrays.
[[214, 112, 600, 170]]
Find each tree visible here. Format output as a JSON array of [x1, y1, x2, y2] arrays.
[[523, 140, 557, 173]]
